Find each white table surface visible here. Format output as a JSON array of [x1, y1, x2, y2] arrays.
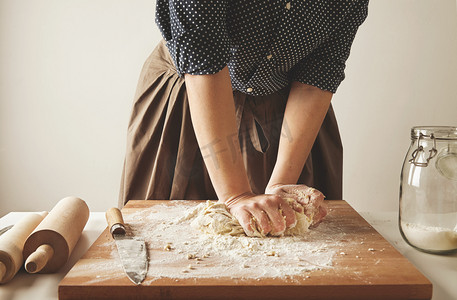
[[0, 210, 456, 300]]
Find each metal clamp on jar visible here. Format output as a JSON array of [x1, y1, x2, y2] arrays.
[[399, 126, 457, 254]]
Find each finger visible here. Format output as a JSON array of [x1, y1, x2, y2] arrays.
[[262, 197, 287, 235], [263, 209, 286, 236], [308, 187, 325, 201], [279, 200, 297, 228], [308, 190, 325, 215], [311, 202, 328, 226], [281, 194, 304, 214], [249, 208, 272, 236], [306, 187, 323, 200], [231, 208, 256, 236]]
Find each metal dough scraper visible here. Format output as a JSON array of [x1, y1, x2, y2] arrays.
[[105, 207, 148, 285]]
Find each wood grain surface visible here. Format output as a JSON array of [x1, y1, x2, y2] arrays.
[[58, 200, 432, 300]]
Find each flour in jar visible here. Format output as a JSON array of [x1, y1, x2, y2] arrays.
[[98, 201, 346, 282], [401, 221, 457, 251]]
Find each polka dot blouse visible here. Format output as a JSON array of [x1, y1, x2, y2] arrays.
[[155, 0, 369, 95]]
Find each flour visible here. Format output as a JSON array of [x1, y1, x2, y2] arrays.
[[401, 221, 457, 251], [135, 201, 346, 281], [77, 201, 344, 282]]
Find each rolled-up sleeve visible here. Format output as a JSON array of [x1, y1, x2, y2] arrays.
[[155, 0, 231, 77], [289, 1, 369, 93]]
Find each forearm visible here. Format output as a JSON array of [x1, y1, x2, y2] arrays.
[[184, 66, 251, 202], [267, 82, 332, 189]]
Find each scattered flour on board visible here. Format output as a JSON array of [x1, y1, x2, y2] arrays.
[[78, 201, 348, 283]]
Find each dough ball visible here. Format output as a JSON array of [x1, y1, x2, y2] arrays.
[[189, 201, 313, 237]]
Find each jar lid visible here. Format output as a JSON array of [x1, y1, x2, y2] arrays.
[[411, 126, 457, 140]]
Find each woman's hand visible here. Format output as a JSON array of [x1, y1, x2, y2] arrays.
[[265, 184, 327, 227], [222, 192, 298, 236], [265, 83, 332, 227]]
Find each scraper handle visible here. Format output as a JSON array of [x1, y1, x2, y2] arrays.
[[105, 207, 126, 236]]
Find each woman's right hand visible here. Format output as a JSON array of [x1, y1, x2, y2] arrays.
[[223, 192, 298, 236]]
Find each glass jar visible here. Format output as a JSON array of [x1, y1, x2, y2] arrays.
[[399, 126, 457, 254]]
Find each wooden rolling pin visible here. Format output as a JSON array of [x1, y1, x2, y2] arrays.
[[22, 196, 89, 273], [0, 211, 47, 284]]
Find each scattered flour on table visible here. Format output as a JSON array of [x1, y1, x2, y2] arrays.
[[80, 201, 347, 282]]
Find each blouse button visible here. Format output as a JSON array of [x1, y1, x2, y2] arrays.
[[246, 87, 253, 93], [286, 2, 291, 10]]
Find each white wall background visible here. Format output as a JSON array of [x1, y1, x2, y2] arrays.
[[1, 0, 456, 216]]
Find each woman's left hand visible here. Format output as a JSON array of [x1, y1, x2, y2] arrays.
[[265, 184, 327, 227]]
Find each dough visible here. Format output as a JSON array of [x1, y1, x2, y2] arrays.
[[188, 200, 313, 237]]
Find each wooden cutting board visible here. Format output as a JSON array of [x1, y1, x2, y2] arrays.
[[58, 200, 432, 300]]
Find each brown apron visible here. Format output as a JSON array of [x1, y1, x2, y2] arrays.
[[118, 40, 342, 207]]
